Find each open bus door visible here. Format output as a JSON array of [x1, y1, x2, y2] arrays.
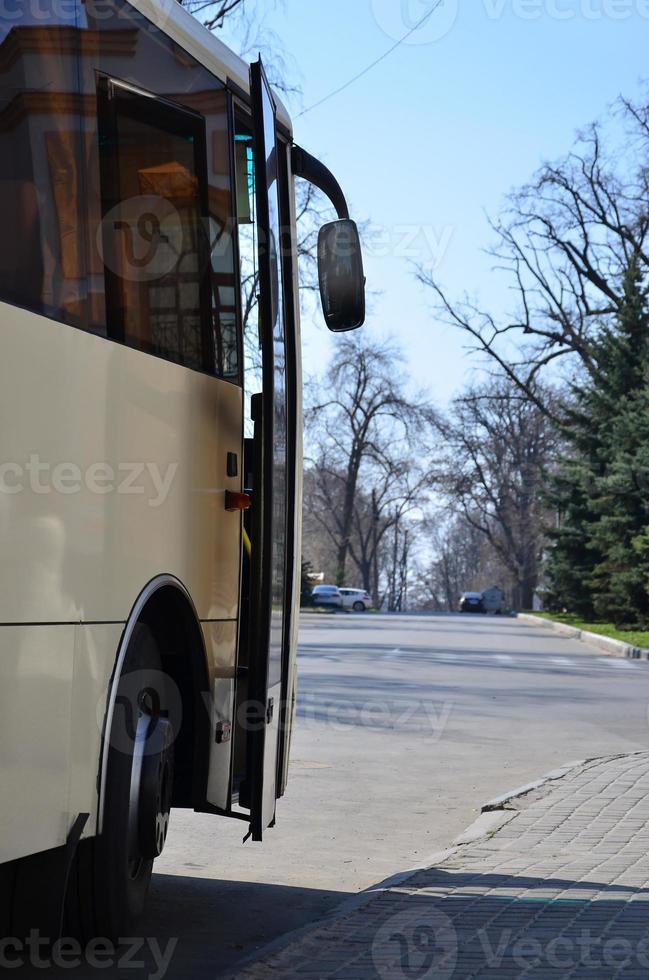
[[245, 58, 290, 841], [244, 58, 366, 841]]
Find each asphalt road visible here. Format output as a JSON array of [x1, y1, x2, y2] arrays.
[[31, 613, 649, 978]]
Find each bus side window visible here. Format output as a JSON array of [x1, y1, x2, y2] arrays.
[[0, 22, 91, 329], [0, 1, 243, 381], [0, 181, 43, 314], [98, 84, 214, 373]]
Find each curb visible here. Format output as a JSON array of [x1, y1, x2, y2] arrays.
[[481, 759, 587, 812], [222, 756, 600, 979], [480, 753, 643, 814], [452, 809, 517, 844], [516, 613, 649, 660]]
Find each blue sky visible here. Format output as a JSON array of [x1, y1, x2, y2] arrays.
[[217, 0, 649, 404]]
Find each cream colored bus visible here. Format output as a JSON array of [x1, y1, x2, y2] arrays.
[[0, 0, 364, 941]]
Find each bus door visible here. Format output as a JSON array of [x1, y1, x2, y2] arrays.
[[246, 58, 291, 841]]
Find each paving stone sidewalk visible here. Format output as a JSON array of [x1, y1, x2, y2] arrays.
[[232, 753, 649, 979]]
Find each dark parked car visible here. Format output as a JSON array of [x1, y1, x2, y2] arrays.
[[311, 584, 343, 608], [459, 592, 485, 613]]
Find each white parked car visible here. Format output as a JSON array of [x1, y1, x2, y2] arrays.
[[339, 588, 372, 612], [311, 584, 343, 608]]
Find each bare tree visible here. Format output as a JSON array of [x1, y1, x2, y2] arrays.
[[305, 453, 429, 605], [301, 467, 339, 580], [416, 517, 494, 611], [179, 0, 299, 95], [435, 378, 558, 610], [304, 336, 433, 598], [385, 514, 412, 612], [349, 469, 426, 605], [419, 94, 649, 417], [180, 0, 246, 31]]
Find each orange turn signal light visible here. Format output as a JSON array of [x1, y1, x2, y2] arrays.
[[225, 491, 252, 512]]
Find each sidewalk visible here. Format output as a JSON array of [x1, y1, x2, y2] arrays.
[[232, 753, 649, 979]]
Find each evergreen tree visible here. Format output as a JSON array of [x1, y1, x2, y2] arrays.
[[590, 392, 649, 624], [300, 559, 314, 608], [545, 462, 600, 618], [546, 257, 649, 624]]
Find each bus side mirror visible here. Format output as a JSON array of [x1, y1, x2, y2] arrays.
[[317, 219, 366, 332]]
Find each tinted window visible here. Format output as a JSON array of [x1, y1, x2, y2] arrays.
[[0, 7, 87, 327], [98, 81, 211, 371], [0, 0, 241, 380]]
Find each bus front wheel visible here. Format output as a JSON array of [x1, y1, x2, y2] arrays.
[[66, 623, 174, 941]]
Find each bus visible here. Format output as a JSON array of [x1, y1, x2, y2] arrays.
[[0, 0, 365, 942]]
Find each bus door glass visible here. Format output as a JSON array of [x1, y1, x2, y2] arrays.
[[246, 58, 289, 840]]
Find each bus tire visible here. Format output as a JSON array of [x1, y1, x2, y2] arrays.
[[66, 623, 174, 941]]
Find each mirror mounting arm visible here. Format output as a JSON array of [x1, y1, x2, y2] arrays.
[[291, 145, 350, 220]]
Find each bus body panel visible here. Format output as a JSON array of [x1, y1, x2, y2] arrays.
[[0, 606, 245, 864], [0, 301, 243, 625], [0, 621, 125, 864], [68, 623, 124, 839], [0, 625, 75, 863]]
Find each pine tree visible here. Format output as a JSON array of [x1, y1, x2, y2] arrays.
[[590, 394, 649, 624], [546, 257, 649, 624], [589, 260, 649, 624], [300, 559, 314, 608], [545, 461, 600, 618]]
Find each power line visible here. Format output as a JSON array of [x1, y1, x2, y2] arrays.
[[297, 0, 444, 118]]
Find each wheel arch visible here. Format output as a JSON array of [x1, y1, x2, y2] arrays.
[[97, 575, 210, 834]]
